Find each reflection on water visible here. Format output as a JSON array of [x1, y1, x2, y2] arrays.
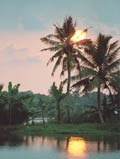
[[67, 137, 87, 157], [1, 134, 120, 152], [0, 134, 120, 159]]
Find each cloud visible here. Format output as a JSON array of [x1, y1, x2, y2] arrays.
[[1, 44, 39, 65], [0, 32, 43, 65], [3, 44, 28, 55]]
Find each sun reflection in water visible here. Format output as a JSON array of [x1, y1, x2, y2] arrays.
[[67, 137, 87, 157]]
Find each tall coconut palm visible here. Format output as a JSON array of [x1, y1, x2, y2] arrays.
[[41, 16, 91, 122], [41, 17, 75, 93], [72, 33, 120, 123]]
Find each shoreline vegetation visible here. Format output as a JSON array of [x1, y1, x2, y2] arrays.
[[3, 122, 120, 137]]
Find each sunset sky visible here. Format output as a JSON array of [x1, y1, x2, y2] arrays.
[[0, 0, 120, 94]]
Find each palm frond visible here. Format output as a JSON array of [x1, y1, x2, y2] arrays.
[[44, 34, 56, 38], [111, 70, 120, 77], [72, 77, 90, 89], [54, 25, 65, 41], [41, 46, 59, 52], [76, 49, 95, 68], [97, 34, 112, 52], [110, 71, 120, 91], [62, 16, 75, 37], [95, 34, 112, 66], [107, 47, 120, 63], [62, 73, 81, 87], [47, 50, 63, 65], [72, 55, 81, 72], [62, 78, 68, 85], [60, 57, 67, 76], [40, 36, 60, 46], [107, 40, 119, 55], [107, 58, 120, 72], [52, 55, 63, 76], [75, 39, 92, 46], [84, 42, 96, 55], [80, 68, 97, 77]]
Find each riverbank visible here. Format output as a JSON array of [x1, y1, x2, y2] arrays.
[[13, 122, 120, 137]]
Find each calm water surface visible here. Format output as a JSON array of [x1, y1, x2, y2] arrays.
[[0, 134, 120, 159]]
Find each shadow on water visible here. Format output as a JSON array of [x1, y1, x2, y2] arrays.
[[0, 133, 25, 147], [0, 132, 120, 153]]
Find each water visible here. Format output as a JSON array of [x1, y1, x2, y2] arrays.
[[0, 134, 120, 159]]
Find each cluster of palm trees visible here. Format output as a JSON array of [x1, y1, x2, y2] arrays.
[[41, 16, 120, 123], [0, 82, 31, 125]]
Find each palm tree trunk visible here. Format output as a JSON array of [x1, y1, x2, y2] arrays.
[[67, 61, 71, 94], [105, 84, 114, 107], [9, 102, 12, 125], [66, 57, 71, 123], [57, 102, 61, 124], [42, 110, 45, 124], [117, 91, 120, 119], [97, 85, 104, 123], [118, 90, 120, 107]]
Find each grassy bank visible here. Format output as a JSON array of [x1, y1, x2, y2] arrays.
[[14, 122, 120, 137]]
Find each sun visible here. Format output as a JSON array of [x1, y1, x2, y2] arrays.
[[70, 29, 87, 43]]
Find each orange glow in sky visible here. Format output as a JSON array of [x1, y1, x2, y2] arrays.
[[70, 29, 87, 43], [67, 137, 87, 156]]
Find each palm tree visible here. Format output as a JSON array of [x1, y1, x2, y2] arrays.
[[72, 34, 120, 123], [111, 71, 120, 109], [49, 82, 66, 124], [41, 16, 91, 122], [41, 17, 75, 92], [0, 82, 31, 125], [7, 82, 20, 124], [37, 97, 48, 124]]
